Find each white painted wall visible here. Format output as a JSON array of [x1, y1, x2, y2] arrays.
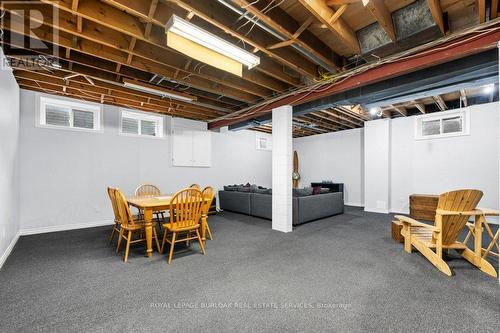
[[293, 128, 364, 206], [19, 90, 272, 233], [390, 103, 499, 213], [364, 119, 391, 213], [0, 49, 20, 268]]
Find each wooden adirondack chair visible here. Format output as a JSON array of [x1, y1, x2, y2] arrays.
[[395, 189, 495, 276]]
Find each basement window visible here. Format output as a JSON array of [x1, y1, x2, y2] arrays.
[[120, 110, 164, 138], [38, 96, 102, 132], [415, 109, 469, 140]]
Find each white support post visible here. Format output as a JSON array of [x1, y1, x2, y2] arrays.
[[272, 105, 293, 232]]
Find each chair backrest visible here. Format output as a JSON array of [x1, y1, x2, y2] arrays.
[[169, 188, 204, 229], [189, 184, 201, 190], [107, 187, 120, 223], [201, 186, 215, 216], [135, 184, 161, 197], [114, 189, 138, 228], [436, 189, 483, 245]]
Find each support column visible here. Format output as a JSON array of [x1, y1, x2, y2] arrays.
[[272, 105, 293, 232]]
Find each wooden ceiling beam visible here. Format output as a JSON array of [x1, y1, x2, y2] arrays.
[[319, 109, 363, 127], [100, 0, 316, 80], [326, 0, 359, 5], [313, 110, 354, 128], [366, 0, 396, 41], [492, 0, 499, 19], [392, 105, 408, 116], [301, 113, 346, 130], [298, 0, 360, 54], [228, 0, 342, 72], [427, 0, 445, 35], [412, 102, 426, 114], [295, 115, 339, 132], [17, 79, 215, 121], [167, 0, 318, 80], [460, 89, 468, 107], [12, 68, 226, 118], [38, 0, 290, 93], [479, 0, 486, 23], [434, 95, 448, 111], [2, 13, 263, 103], [2, 38, 240, 110]]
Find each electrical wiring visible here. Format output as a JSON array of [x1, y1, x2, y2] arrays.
[[210, 20, 500, 124]]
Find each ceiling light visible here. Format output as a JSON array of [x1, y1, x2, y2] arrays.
[[483, 84, 494, 94], [123, 79, 195, 102], [165, 15, 260, 76], [369, 107, 379, 115]]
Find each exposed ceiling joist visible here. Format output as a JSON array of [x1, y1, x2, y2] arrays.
[[298, 0, 361, 54], [427, 0, 445, 35], [365, 0, 396, 41], [433, 95, 448, 110], [228, 0, 341, 72]]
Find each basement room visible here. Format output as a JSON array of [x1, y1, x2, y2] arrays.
[[0, 0, 499, 332]]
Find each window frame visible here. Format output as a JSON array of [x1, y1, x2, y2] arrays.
[[415, 109, 470, 140], [119, 109, 165, 139], [37, 95, 103, 133]]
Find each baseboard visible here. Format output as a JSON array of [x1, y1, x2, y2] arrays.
[[364, 207, 390, 214], [0, 232, 20, 270], [20, 220, 114, 236], [345, 202, 363, 207], [390, 208, 409, 215]]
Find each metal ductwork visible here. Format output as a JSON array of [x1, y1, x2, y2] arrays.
[[357, 0, 443, 59]]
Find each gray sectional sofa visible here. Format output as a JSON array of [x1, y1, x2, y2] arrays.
[[219, 190, 344, 226]]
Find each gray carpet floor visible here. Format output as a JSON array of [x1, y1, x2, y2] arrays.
[[0, 207, 499, 332]]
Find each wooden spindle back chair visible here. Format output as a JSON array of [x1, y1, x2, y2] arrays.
[[114, 188, 160, 262], [135, 184, 161, 197], [135, 184, 165, 222], [189, 183, 201, 190], [161, 188, 205, 264], [201, 186, 215, 240], [107, 187, 121, 243]]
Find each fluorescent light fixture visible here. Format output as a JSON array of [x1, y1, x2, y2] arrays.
[[165, 15, 260, 70], [123, 79, 195, 102], [482, 84, 494, 94]]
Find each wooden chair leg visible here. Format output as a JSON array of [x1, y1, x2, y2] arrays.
[[161, 229, 168, 253], [153, 227, 161, 253], [116, 228, 124, 253], [124, 231, 132, 263], [402, 224, 412, 253], [109, 225, 116, 243], [168, 232, 177, 264], [206, 223, 213, 240], [196, 229, 206, 255]]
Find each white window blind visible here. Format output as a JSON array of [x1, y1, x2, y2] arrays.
[[120, 110, 163, 138], [416, 109, 469, 140], [39, 96, 102, 132]]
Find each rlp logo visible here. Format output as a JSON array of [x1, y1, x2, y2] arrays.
[[1, 1, 60, 69]]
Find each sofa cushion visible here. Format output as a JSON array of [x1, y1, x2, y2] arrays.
[[293, 187, 314, 197], [223, 185, 239, 191]]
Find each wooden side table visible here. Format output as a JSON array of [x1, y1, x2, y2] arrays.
[[409, 194, 439, 221]]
